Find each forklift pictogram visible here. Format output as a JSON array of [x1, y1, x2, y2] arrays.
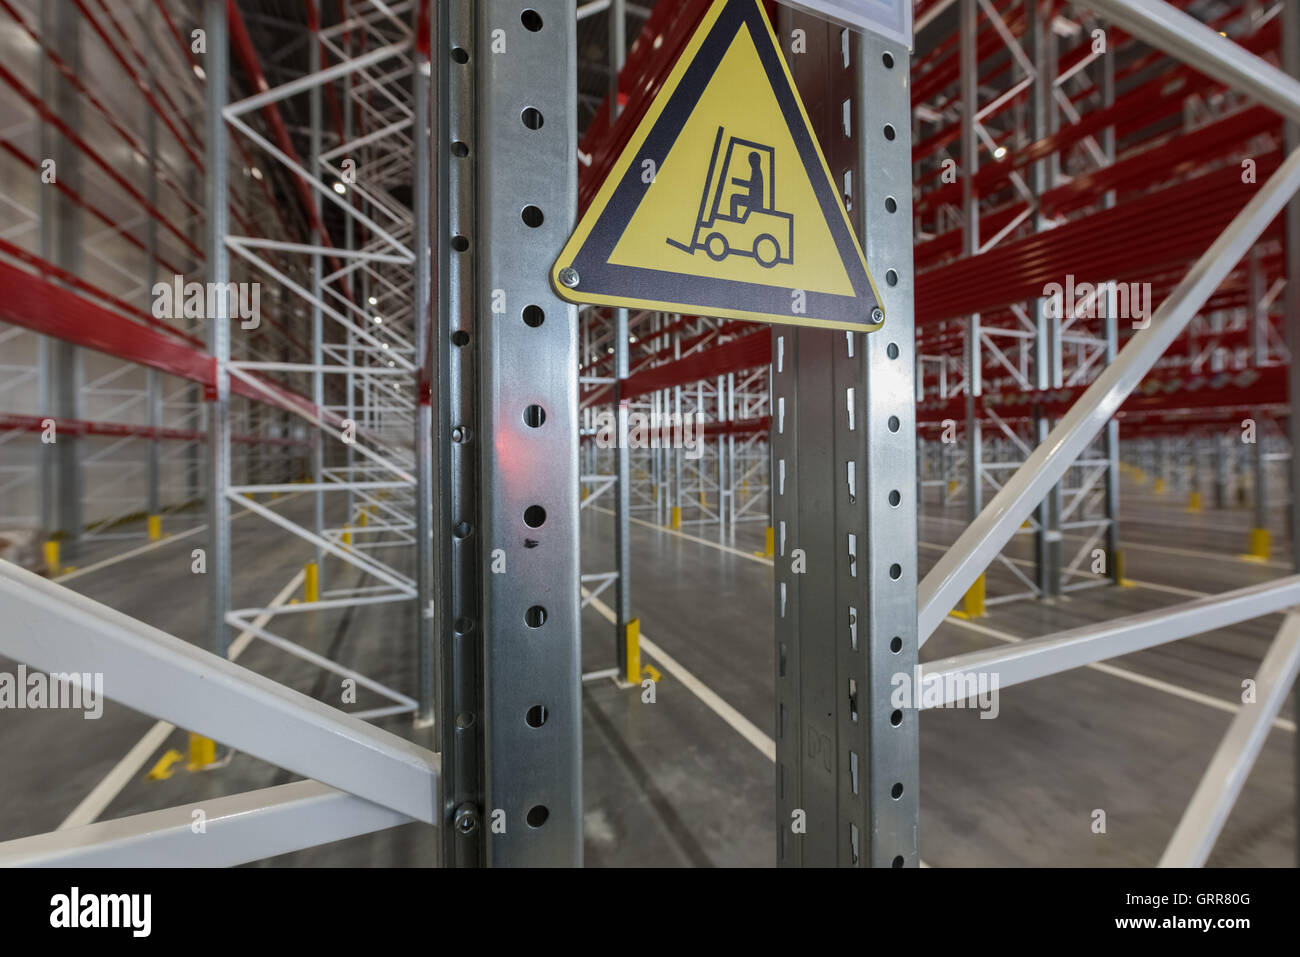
[[666, 126, 794, 268]]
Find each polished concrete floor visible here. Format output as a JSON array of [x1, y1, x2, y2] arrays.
[[1, 475, 1295, 866]]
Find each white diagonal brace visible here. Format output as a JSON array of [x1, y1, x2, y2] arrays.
[[0, 560, 437, 822], [1159, 608, 1300, 867], [1082, 0, 1300, 124], [917, 144, 1300, 644]]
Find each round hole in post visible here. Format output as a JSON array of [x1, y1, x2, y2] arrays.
[[526, 704, 548, 728], [886, 269, 898, 287], [892, 855, 905, 868], [889, 636, 902, 653], [888, 415, 900, 432], [521, 107, 544, 130], [451, 330, 470, 347], [451, 47, 469, 64], [521, 9, 543, 31], [522, 305, 545, 327], [888, 489, 901, 507], [522, 205, 544, 228], [889, 563, 902, 580], [886, 342, 899, 360], [882, 51, 895, 69], [451, 235, 469, 252], [885, 196, 897, 214], [891, 782, 904, 799], [451, 140, 469, 158], [453, 521, 471, 540], [525, 605, 547, 628], [455, 712, 475, 730], [524, 505, 546, 528], [526, 805, 549, 828], [454, 617, 474, 635], [524, 404, 546, 428], [883, 124, 896, 141], [890, 709, 902, 727]]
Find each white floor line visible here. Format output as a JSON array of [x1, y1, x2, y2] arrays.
[[604, 517, 1294, 736], [917, 539, 1211, 599], [589, 505, 773, 566], [57, 568, 306, 830], [54, 491, 304, 585], [939, 614, 1296, 734], [583, 588, 775, 761], [582, 587, 934, 866], [920, 512, 1289, 569]]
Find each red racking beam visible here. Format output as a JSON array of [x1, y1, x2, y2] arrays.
[[0, 413, 307, 448], [0, 257, 328, 426], [915, 150, 1282, 326]]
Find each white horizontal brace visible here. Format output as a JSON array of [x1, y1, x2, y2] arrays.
[[0, 780, 412, 867], [0, 561, 438, 822], [921, 574, 1300, 705]]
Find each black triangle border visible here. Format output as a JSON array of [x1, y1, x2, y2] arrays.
[[565, 0, 880, 327]]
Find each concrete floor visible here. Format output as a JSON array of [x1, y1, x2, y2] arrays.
[[1, 477, 1295, 866]]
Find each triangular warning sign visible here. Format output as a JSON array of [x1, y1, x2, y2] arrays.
[[552, 0, 883, 332]]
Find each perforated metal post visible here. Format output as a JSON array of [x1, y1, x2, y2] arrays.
[[205, 0, 232, 660], [773, 12, 918, 867], [434, 0, 581, 867]]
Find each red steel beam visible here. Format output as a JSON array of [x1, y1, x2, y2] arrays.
[[0, 413, 307, 447]]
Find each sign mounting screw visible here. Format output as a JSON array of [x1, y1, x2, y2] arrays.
[[871, 307, 884, 323], [559, 267, 580, 288]]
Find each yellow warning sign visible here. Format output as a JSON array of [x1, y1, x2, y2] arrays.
[[552, 0, 883, 332]]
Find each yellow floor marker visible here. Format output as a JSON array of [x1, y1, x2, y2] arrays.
[[763, 525, 775, 557], [623, 618, 641, 685], [304, 561, 319, 602], [146, 749, 184, 781], [1114, 549, 1135, 587], [950, 572, 985, 619], [187, 733, 217, 771], [670, 505, 682, 530], [1153, 477, 1166, 494], [1245, 527, 1271, 562], [43, 540, 60, 576], [146, 514, 162, 541], [1186, 490, 1202, 512]]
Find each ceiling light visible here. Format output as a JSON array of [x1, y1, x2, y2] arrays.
[[333, 182, 347, 195]]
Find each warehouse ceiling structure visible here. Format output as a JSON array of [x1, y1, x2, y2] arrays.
[[0, 0, 1296, 875]]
